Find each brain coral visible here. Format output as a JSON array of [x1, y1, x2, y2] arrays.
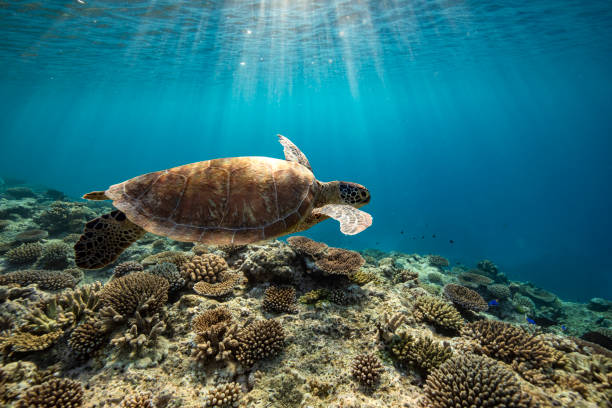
[[234, 319, 285, 366], [180, 254, 228, 283], [14, 229, 49, 243], [99, 272, 169, 322], [461, 320, 558, 368], [413, 296, 464, 332], [203, 382, 242, 408], [0, 270, 77, 290], [352, 353, 383, 388], [457, 271, 493, 288], [16, 378, 84, 408], [286, 236, 328, 257], [423, 354, 536, 408], [315, 247, 365, 276], [5, 243, 43, 265], [263, 286, 298, 314], [443, 284, 488, 312]]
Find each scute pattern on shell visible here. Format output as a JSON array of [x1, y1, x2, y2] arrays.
[[105, 157, 317, 244]]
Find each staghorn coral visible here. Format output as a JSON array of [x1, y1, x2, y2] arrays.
[[14, 229, 48, 243], [443, 283, 488, 312], [286, 236, 328, 257], [413, 296, 464, 332], [0, 330, 63, 355], [180, 254, 228, 283], [193, 272, 242, 298], [461, 320, 558, 368], [191, 308, 238, 363], [427, 255, 449, 268], [0, 269, 77, 290], [141, 250, 193, 269], [5, 242, 43, 265], [457, 270, 493, 288], [38, 241, 72, 269], [423, 354, 537, 408], [487, 283, 511, 299], [112, 261, 144, 279], [119, 392, 154, 408], [203, 382, 242, 408], [98, 272, 169, 329], [234, 319, 285, 366], [148, 262, 186, 294], [110, 311, 167, 358], [315, 247, 365, 276], [351, 353, 382, 388], [263, 286, 298, 314], [390, 332, 452, 373], [16, 378, 84, 408], [68, 319, 107, 357]]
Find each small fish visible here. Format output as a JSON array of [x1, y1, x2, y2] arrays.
[[449, 239, 454, 244], [561, 325, 567, 331], [432, 234, 436, 238], [400, 230, 404, 234], [488, 299, 499, 306], [526, 317, 536, 325]]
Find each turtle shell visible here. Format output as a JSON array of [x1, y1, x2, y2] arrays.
[[105, 157, 318, 245]]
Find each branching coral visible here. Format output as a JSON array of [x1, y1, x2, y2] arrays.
[[390, 332, 452, 372], [112, 261, 144, 279], [427, 255, 449, 268], [461, 320, 558, 368], [286, 236, 328, 257], [148, 262, 185, 294], [443, 284, 488, 312], [5, 243, 43, 265], [413, 296, 464, 332], [457, 271, 493, 288], [68, 319, 107, 357], [110, 311, 167, 358], [0, 270, 77, 290], [0, 330, 63, 355], [422, 354, 537, 408], [16, 378, 84, 408], [180, 254, 228, 283], [98, 272, 169, 330], [38, 241, 72, 269], [203, 382, 242, 408], [376, 312, 408, 343], [119, 392, 154, 408], [193, 272, 242, 298], [315, 247, 365, 276], [234, 319, 285, 366], [191, 308, 238, 363], [351, 354, 382, 388], [263, 286, 298, 314]]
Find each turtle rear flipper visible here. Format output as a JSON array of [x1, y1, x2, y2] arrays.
[[312, 204, 373, 235], [74, 210, 145, 269]]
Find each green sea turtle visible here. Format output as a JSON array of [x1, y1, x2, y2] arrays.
[[75, 135, 372, 269]]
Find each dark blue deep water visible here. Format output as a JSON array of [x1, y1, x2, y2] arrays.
[[1, 0, 611, 301]]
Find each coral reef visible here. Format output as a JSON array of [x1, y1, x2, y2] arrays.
[[142, 250, 193, 269], [180, 254, 228, 283], [314, 247, 365, 276], [38, 241, 72, 269], [110, 311, 167, 358], [423, 354, 536, 408], [203, 382, 242, 408], [193, 272, 242, 298], [427, 255, 449, 268], [286, 235, 328, 257], [191, 307, 238, 363], [390, 332, 452, 372], [68, 319, 107, 357], [34, 201, 95, 234], [148, 262, 186, 294], [487, 283, 511, 299], [234, 319, 285, 366], [6, 187, 36, 199], [443, 283, 488, 312], [119, 392, 154, 408], [14, 229, 49, 243], [113, 261, 144, 279], [0, 330, 63, 355], [16, 378, 84, 408], [457, 270, 494, 288], [0, 269, 77, 290], [263, 285, 298, 314], [351, 353, 382, 388], [5, 242, 43, 265], [413, 296, 464, 332]]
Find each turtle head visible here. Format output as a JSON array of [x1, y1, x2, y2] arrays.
[[338, 182, 370, 207]]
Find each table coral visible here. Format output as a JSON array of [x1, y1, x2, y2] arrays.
[[423, 354, 537, 408], [16, 377, 84, 408], [413, 296, 464, 333], [487, 283, 511, 299], [0, 330, 63, 355], [443, 283, 488, 312], [263, 285, 298, 314]]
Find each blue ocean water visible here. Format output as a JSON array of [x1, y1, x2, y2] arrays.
[[0, 0, 611, 301]]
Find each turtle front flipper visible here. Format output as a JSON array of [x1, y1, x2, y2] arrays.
[[277, 134, 312, 171], [74, 210, 146, 269], [312, 204, 373, 235]]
